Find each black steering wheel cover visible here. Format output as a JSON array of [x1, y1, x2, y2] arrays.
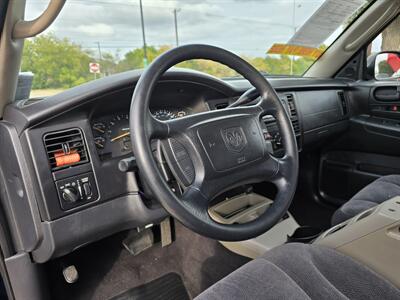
[[130, 44, 298, 241]]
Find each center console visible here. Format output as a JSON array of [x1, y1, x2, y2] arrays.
[[213, 192, 400, 290], [315, 196, 400, 288]]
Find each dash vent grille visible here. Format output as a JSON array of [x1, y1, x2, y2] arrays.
[[286, 94, 300, 135], [338, 91, 348, 115], [43, 128, 89, 171]]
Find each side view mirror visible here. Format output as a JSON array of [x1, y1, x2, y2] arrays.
[[367, 51, 400, 81]]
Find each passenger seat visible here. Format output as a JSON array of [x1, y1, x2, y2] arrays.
[[332, 175, 400, 225]]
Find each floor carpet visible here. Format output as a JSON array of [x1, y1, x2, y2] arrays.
[[46, 220, 250, 300], [110, 273, 189, 300]]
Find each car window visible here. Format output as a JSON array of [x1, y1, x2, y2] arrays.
[[22, 0, 372, 98], [368, 14, 400, 79], [369, 15, 400, 54]]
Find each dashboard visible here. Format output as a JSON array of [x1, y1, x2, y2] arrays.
[[89, 94, 301, 161], [1, 69, 351, 263]]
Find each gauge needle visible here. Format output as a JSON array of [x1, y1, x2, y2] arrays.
[[111, 131, 130, 142], [94, 127, 105, 134], [94, 141, 104, 148]]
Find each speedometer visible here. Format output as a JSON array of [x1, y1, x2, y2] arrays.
[[109, 113, 130, 142], [109, 114, 131, 153], [153, 109, 177, 121]]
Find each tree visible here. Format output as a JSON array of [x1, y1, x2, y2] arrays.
[[116, 45, 171, 72], [179, 59, 237, 78], [99, 52, 117, 76], [21, 34, 94, 89], [22, 34, 320, 91]]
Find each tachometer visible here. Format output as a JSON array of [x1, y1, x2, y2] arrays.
[[153, 109, 177, 121]]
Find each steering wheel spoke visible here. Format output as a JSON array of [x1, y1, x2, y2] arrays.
[[146, 113, 169, 139], [181, 184, 209, 210], [256, 92, 279, 115], [263, 154, 292, 185]]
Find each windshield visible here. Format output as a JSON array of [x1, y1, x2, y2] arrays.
[[22, 0, 372, 98]]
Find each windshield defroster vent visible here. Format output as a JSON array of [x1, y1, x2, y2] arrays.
[[43, 128, 89, 171]]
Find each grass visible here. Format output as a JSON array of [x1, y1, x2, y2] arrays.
[[30, 88, 65, 98]]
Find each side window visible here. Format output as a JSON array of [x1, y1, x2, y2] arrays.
[[368, 15, 400, 80], [368, 15, 400, 54]]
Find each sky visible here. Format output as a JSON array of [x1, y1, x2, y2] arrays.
[[24, 0, 368, 59], [25, 0, 329, 58]]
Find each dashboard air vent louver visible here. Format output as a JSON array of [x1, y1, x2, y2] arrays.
[[338, 91, 348, 115], [43, 128, 89, 171], [286, 94, 300, 135]]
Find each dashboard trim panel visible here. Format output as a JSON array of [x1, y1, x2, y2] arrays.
[[0, 69, 353, 262]]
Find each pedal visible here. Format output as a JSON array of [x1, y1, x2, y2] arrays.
[[62, 265, 79, 284], [122, 228, 154, 256], [160, 217, 173, 247]]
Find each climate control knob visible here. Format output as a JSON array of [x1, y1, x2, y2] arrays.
[[62, 187, 80, 203]]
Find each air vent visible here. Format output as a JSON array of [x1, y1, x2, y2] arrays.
[[338, 91, 348, 115], [43, 128, 89, 171], [286, 94, 300, 135]]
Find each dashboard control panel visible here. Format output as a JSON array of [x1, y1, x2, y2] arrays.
[[91, 108, 190, 160], [91, 113, 131, 160], [262, 120, 283, 151], [55, 172, 98, 210], [261, 94, 302, 156]]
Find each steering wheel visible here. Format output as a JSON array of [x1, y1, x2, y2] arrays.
[[130, 45, 298, 241]]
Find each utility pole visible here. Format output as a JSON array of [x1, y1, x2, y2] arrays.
[[173, 8, 181, 47], [139, 0, 148, 67], [96, 42, 103, 77], [96, 42, 102, 62], [290, 0, 297, 76]]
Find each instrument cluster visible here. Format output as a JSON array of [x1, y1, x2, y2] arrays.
[[150, 108, 187, 121], [91, 108, 188, 160]]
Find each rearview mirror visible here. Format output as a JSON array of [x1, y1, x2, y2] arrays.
[[367, 51, 400, 81]]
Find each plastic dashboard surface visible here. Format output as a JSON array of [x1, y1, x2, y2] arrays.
[[0, 69, 352, 262]]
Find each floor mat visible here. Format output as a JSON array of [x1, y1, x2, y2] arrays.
[[110, 273, 189, 300], [46, 221, 250, 300]]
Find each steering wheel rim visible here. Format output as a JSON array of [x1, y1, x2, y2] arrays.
[[130, 44, 298, 241]]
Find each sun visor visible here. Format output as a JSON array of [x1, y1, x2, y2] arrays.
[[267, 44, 323, 59], [287, 0, 365, 48]]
